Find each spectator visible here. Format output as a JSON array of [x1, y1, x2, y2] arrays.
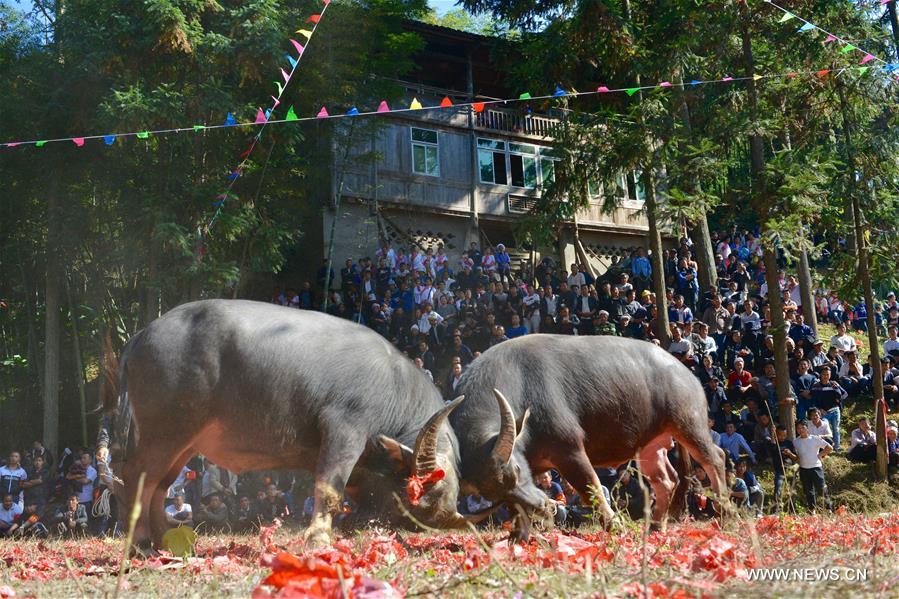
[[726, 467, 749, 509], [234, 495, 259, 532], [0, 451, 27, 505], [837, 351, 869, 397], [13, 502, 48, 538], [718, 421, 755, 465], [687, 465, 717, 520], [196, 494, 230, 532], [165, 493, 193, 528], [534, 470, 567, 526], [810, 367, 846, 451], [772, 425, 798, 513], [53, 495, 89, 537], [830, 323, 857, 355], [726, 358, 754, 404], [67, 451, 97, 516], [704, 377, 727, 416], [256, 483, 289, 524], [23, 440, 54, 472], [735, 459, 764, 516], [847, 418, 878, 463], [0, 494, 23, 538], [793, 420, 833, 513], [20, 455, 49, 517]]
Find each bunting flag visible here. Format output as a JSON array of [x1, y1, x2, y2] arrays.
[[778, 12, 795, 22], [307, 14, 321, 23], [377, 101, 390, 113], [689, 80, 702, 85], [73, 138, 85, 146], [839, 44, 857, 54], [658, 81, 672, 87], [255, 109, 268, 124], [317, 106, 329, 118], [136, 131, 150, 139], [104, 135, 116, 145], [297, 29, 313, 40], [286, 106, 299, 121], [192, 125, 206, 131], [410, 98, 423, 110], [798, 22, 815, 32], [519, 92, 532, 99], [597, 86, 610, 92], [625, 88, 639, 96], [860, 54, 875, 65], [224, 113, 237, 126], [290, 39, 304, 55], [824, 34, 837, 44], [35, 141, 46, 147], [439, 96, 453, 107], [276, 82, 284, 96], [816, 69, 830, 77], [271, 96, 281, 108], [280, 68, 291, 85], [286, 54, 298, 68], [472, 102, 485, 112], [553, 86, 567, 96], [346, 107, 359, 116], [752, 74, 763, 80]]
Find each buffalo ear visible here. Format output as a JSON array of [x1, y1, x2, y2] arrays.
[[378, 435, 414, 472]]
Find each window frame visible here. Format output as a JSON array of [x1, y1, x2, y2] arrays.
[[410, 126, 440, 177]]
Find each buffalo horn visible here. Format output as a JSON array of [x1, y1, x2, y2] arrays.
[[413, 395, 465, 476], [491, 389, 518, 464]]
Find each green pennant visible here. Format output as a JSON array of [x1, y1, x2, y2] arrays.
[[193, 125, 206, 131], [857, 66, 869, 75], [286, 106, 298, 121], [276, 81, 284, 96], [35, 141, 46, 147], [136, 131, 150, 139], [778, 12, 795, 23], [839, 44, 857, 54], [519, 92, 532, 99], [625, 87, 640, 96]]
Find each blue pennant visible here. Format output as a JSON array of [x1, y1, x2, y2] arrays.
[[346, 107, 359, 116], [103, 135, 116, 145], [553, 86, 567, 97], [224, 112, 237, 126]]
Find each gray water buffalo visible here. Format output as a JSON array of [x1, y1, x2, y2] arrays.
[[450, 334, 727, 538], [100, 300, 469, 550]]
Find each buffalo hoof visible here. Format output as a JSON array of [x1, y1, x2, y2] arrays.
[[129, 539, 159, 559], [508, 514, 531, 544], [302, 526, 333, 550]]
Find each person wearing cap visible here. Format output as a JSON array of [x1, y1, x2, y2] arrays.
[[417, 303, 443, 334], [617, 313, 634, 338], [807, 338, 828, 369], [593, 310, 618, 336]]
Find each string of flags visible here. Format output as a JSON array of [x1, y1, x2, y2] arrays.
[[763, 0, 899, 75]]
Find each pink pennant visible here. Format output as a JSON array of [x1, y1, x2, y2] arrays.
[[323, 0, 330, 5], [596, 86, 610, 92], [317, 106, 329, 118], [881, 0, 890, 5], [377, 101, 390, 113], [6, 142, 20, 147], [290, 39, 305, 55], [860, 54, 875, 65], [824, 34, 837, 43], [722, 76, 734, 81], [271, 96, 281, 108], [280, 68, 291, 84], [255, 108, 267, 124], [73, 137, 85, 147], [658, 81, 672, 87]]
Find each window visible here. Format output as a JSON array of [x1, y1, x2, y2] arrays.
[[478, 139, 507, 184], [411, 127, 439, 176], [538, 147, 558, 187], [509, 142, 538, 188], [588, 171, 645, 204]]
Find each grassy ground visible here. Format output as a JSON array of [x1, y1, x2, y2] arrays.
[[3, 514, 899, 598]]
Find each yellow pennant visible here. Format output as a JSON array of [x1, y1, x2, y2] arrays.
[[410, 97, 423, 110], [753, 74, 763, 80], [296, 29, 312, 39]]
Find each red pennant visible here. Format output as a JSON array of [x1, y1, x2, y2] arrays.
[[472, 102, 485, 113], [440, 96, 453, 107], [816, 69, 830, 77], [307, 14, 321, 23], [240, 147, 252, 158], [323, 0, 330, 5]]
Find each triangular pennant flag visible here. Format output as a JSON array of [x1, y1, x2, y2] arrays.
[[228, 170, 241, 182], [410, 97, 423, 110], [317, 106, 329, 118], [297, 29, 312, 40], [290, 39, 305, 55], [307, 14, 321, 23], [840, 43, 857, 54], [881, 0, 890, 4], [519, 92, 532, 99], [193, 125, 206, 131], [377, 101, 390, 112], [271, 96, 281, 108], [240, 147, 252, 158], [346, 107, 359, 116], [286, 106, 299, 121], [136, 131, 150, 139], [597, 86, 610, 92], [280, 68, 291, 85], [553, 86, 567, 96], [787, 72, 797, 78], [276, 82, 284, 96], [286, 54, 298, 68], [440, 96, 453, 107], [798, 23, 815, 32], [817, 69, 830, 77], [752, 74, 763, 80], [35, 140, 47, 147], [860, 53, 875, 64], [225, 113, 237, 126], [103, 135, 116, 145], [255, 108, 267, 124], [778, 12, 795, 22], [73, 138, 85, 146], [265, 108, 272, 119], [722, 76, 734, 81], [858, 66, 870, 74], [824, 34, 837, 44], [323, 0, 330, 5], [658, 81, 672, 87], [883, 63, 899, 72], [689, 80, 701, 86], [625, 88, 639, 96], [472, 102, 485, 112], [5, 143, 20, 147]]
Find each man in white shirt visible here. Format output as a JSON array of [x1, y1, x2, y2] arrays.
[[884, 326, 899, 357], [0, 452, 28, 506], [847, 418, 877, 463], [71, 452, 97, 512], [417, 307, 443, 334], [805, 409, 834, 445], [165, 493, 193, 528], [567, 263, 585, 289], [830, 323, 857, 354], [793, 421, 833, 513]]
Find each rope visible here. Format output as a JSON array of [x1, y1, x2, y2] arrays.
[[93, 488, 113, 518]]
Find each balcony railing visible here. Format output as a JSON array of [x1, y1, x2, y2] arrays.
[[475, 108, 558, 138]]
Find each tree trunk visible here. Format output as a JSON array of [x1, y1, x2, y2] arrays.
[[43, 173, 61, 455], [797, 242, 817, 334], [65, 274, 89, 447], [738, 0, 794, 437], [643, 174, 672, 347], [837, 84, 887, 478], [888, 0, 899, 62]]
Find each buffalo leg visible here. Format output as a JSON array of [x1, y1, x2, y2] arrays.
[[148, 447, 197, 547], [304, 434, 366, 548], [673, 430, 728, 509], [554, 448, 616, 528], [638, 441, 678, 530]]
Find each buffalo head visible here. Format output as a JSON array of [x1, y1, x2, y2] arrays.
[[461, 389, 554, 527], [377, 395, 469, 530]]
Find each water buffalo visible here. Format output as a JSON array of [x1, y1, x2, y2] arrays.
[[100, 299, 469, 550], [450, 334, 727, 538]]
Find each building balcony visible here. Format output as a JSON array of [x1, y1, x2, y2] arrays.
[[475, 107, 558, 140]]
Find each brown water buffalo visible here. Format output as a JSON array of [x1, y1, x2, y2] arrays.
[[99, 300, 470, 550], [450, 334, 728, 538]]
